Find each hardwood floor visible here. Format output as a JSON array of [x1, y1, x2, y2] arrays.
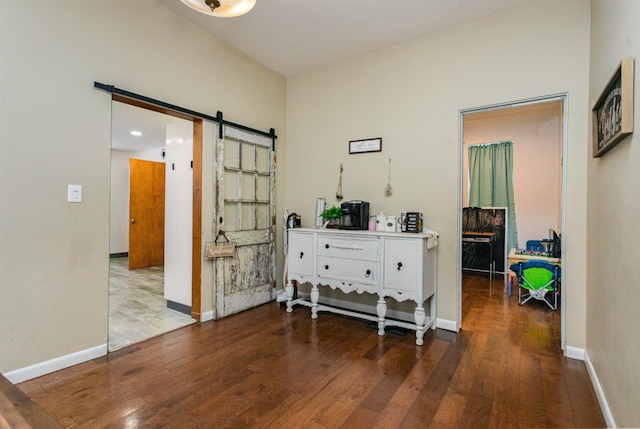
[[18, 273, 604, 428]]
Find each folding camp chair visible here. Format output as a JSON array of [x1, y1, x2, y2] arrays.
[[509, 260, 560, 310]]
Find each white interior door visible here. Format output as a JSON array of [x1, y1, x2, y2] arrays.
[[214, 127, 276, 318]]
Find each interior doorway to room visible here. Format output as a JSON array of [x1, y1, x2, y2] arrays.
[[108, 101, 198, 351], [459, 96, 566, 349]]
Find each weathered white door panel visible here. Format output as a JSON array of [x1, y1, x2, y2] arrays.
[[214, 127, 275, 318]]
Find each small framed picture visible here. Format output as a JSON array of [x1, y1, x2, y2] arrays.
[[592, 57, 634, 157], [349, 137, 382, 154]]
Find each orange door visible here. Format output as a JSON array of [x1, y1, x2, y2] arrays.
[[129, 159, 165, 270]]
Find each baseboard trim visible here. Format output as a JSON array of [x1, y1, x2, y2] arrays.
[[3, 344, 107, 384], [109, 252, 128, 259], [584, 350, 616, 428], [436, 318, 458, 332], [167, 300, 191, 316], [565, 345, 585, 361], [201, 310, 214, 322]]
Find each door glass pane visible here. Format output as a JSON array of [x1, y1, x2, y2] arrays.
[[224, 139, 239, 169], [256, 204, 268, 229], [256, 147, 269, 172], [256, 175, 268, 201], [241, 204, 254, 230], [241, 172, 255, 200], [224, 204, 237, 231], [241, 142, 255, 171], [224, 170, 238, 200]]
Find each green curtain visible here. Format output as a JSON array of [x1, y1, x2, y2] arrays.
[[468, 141, 518, 251]]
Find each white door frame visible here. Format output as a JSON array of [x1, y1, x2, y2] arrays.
[[457, 93, 568, 351]]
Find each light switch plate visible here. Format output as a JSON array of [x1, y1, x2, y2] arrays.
[[67, 184, 82, 203]]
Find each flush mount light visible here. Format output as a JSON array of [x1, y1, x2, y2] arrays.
[[180, 0, 256, 17], [130, 131, 142, 136]]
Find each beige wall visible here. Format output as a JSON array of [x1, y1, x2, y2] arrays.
[[588, 1, 640, 427], [0, 1, 286, 373], [286, 0, 590, 347]]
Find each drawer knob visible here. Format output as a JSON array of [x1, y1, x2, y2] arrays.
[[365, 269, 371, 277], [325, 244, 330, 249], [325, 265, 329, 270], [397, 262, 403, 270], [299, 251, 304, 258]]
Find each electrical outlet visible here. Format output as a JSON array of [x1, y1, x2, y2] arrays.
[[67, 184, 82, 203]]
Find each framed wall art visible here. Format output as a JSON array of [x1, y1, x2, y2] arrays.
[[592, 57, 634, 158], [349, 137, 382, 154]]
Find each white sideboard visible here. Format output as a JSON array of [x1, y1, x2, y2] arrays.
[[285, 228, 438, 345]]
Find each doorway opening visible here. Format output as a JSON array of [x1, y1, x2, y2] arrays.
[[108, 100, 202, 351], [458, 95, 567, 350]]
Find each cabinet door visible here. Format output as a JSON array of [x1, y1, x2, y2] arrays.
[[288, 231, 314, 276], [384, 238, 420, 293]]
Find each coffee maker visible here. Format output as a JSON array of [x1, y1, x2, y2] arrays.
[[340, 200, 369, 230]]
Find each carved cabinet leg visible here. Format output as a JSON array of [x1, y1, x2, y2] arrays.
[[285, 282, 294, 313], [376, 298, 387, 336], [414, 306, 426, 345], [310, 284, 320, 319]]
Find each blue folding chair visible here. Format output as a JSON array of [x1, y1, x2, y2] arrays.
[[526, 240, 545, 252], [510, 260, 561, 310]]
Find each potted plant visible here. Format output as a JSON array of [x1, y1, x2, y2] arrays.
[[320, 205, 342, 228]]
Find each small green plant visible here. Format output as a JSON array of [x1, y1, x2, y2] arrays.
[[321, 205, 342, 221]]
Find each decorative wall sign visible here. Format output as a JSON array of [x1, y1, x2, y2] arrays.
[[204, 230, 236, 259], [349, 137, 382, 154], [592, 57, 634, 157]]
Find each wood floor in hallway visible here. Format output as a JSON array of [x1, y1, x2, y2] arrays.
[[19, 273, 605, 428]]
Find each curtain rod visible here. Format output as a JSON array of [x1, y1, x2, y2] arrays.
[[467, 140, 513, 147], [94, 82, 277, 150]]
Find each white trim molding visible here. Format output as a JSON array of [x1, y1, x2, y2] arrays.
[[436, 318, 459, 332], [584, 351, 616, 429], [565, 345, 585, 361], [3, 344, 107, 384], [201, 310, 214, 322]]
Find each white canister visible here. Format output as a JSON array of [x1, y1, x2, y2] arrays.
[[385, 215, 397, 232], [375, 212, 386, 232]]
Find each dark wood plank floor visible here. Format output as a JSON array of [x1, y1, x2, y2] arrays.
[[18, 274, 605, 428]]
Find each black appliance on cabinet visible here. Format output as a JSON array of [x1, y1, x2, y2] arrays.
[[340, 200, 369, 230]]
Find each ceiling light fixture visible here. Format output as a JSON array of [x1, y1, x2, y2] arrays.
[[130, 131, 142, 136], [180, 0, 256, 18]]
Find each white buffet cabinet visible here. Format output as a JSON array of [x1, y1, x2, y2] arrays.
[[285, 228, 438, 345]]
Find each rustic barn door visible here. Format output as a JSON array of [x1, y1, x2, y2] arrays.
[[213, 127, 276, 318]]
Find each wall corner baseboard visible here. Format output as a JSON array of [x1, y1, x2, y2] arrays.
[[436, 318, 459, 332], [200, 310, 214, 322], [3, 344, 107, 384], [565, 345, 585, 361], [584, 350, 616, 428]]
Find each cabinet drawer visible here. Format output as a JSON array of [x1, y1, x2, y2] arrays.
[[317, 236, 379, 261], [288, 232, 314, 276], [318, 256, 378, 286]]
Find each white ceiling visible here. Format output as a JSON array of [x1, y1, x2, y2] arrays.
[[155, 0, 537, 77], [111, 101, 189, 153], [113, 0, 538, 152]]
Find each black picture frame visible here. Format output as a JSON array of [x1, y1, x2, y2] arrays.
[[592, 57, 634, 158], [349, 137, 382, 154]]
